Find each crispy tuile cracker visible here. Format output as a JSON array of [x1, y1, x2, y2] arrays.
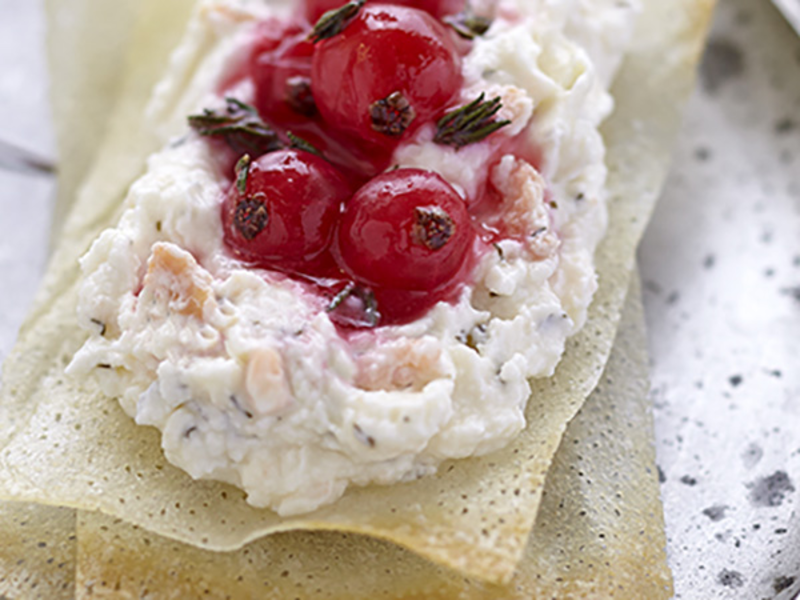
[[0, 0, 713, 585], [0, 502, 75, 599], [75, 276, 673, 599]]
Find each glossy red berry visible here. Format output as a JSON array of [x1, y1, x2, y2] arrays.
[[222, 150, 351, 266], [311, 4, 462, 150], [303, 0, 466, 23], [253, 31, 317, 121], [336, 169, 474, 290]]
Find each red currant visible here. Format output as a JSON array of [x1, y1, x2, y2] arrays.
[[253, 31, 316, 121], [303, 0, 466, 23], [222, 150, 351, 267], [336, 169, 474, 290], [311, 4, 462, 150]]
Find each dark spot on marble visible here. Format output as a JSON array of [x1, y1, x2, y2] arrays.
[[773, 575, 795, 594], [761, 230, 774, 244], [701, 38, 744, 93], [644, 280, 662, 295], [680, 475, 698, 486], [702, 505, 728, 522], [775, 118, 796, 135], [742, 443, 763, 469], [764, 268, 775, 278], [695, 146, 712, 161], [718, 569, 745, 588], [657, 465, 666, 484], [780, 286, 800, 302], [748, 471, 795, 508], [666, 291, 680, 305], [729, 375, 743, 387], [775, 528, 787, 534], [703, 254, 716, 269], [769, 369, 782, 378], [793, 256, 800, 268]]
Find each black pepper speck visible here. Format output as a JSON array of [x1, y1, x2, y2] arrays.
[[729, 375, 743, 387], [680, 475, 698, 486]]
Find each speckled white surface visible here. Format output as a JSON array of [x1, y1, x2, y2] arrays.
[[640, 0, 800, 598], [0, 0, 799, 598], [0, 0, 54, 363]]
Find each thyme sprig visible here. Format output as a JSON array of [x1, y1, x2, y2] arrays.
[[309, 0, 366, 43], [327, 282, 380, 328], [434, 93, 511, 149], [188, 98, 282, 156], [443, 8, 492, 40], [234, 154, 251, 194], [286, 131, 323, 157]]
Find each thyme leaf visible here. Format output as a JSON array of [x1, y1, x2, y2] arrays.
[[309, 0, 365, 43], [443, 9, 492, 40], [188, 97, 282, 156], [287, 131, 323, 157], [326, 282, 380, 328], [434, 93, 511, 149], [234, 154, 251, 195]]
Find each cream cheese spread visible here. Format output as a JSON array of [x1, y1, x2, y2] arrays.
[[68, 0, 640, 516]]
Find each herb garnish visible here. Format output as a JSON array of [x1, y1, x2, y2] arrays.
[[286, 132, 323, 157], [434, 93, 511, 149], [326, 282, 380, 328], [90, 318, 107, 337], [234, 154, 251, 194], [309, 0, 366, 43], [188, 98, 282, 156], [443, 8, 492, 40]]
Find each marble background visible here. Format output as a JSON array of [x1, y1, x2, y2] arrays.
[[0, 0, 798, 598]]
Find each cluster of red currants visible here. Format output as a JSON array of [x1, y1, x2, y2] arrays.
[[217, 0, 490, 324]]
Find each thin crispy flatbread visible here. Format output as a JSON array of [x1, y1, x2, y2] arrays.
[[0, 502, 75, 599], [0, 0, 712, 585], [75, 276, 672, 599]]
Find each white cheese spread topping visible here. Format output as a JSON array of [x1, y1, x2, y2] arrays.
[[69, 0, 639, 516]]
